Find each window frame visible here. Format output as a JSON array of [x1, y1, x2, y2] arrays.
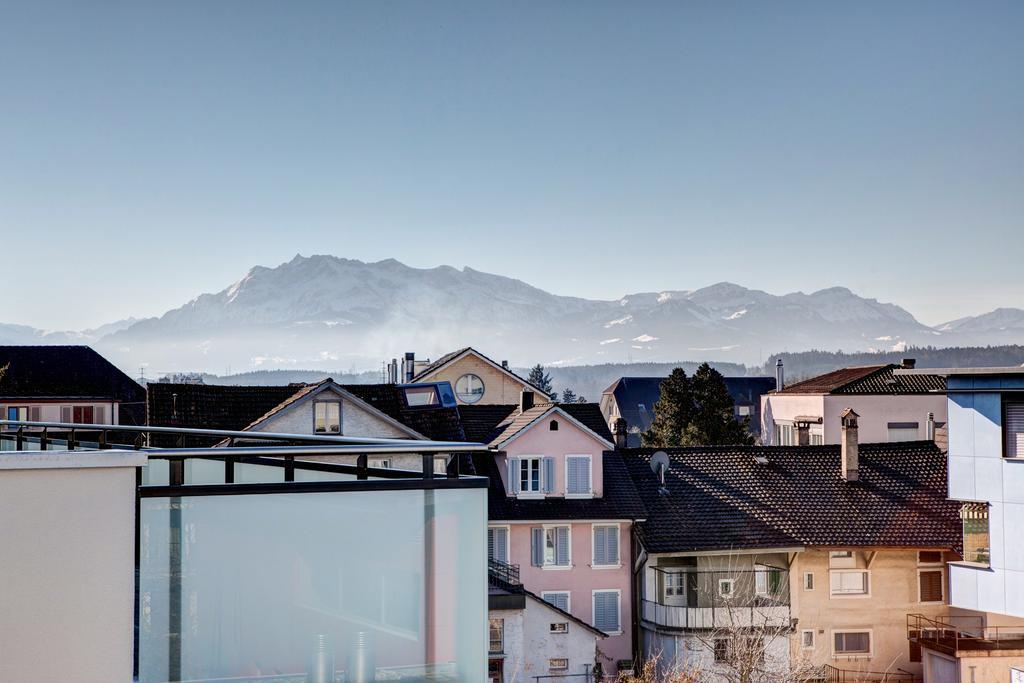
[[402, 384, 441, 408], [804, 572, 814, 591], [718, 578, 736, 598], [518, 456, 544, 496], [592, 589, 622, 635], [454, 373, 485, 404], [565, 454, 593, 498], [543, 524, 572, 569], [1003, 397, 1024, 458], [489, 618, 504, 654], [829, 550, 856, 568], [960, 501, 991, 566], [887, 421, 921, 442], [541, 591, 571, 613], [801, 629, 816, 650], [312, 399, 342, 434], [832, 629, 873, 658], [591, 523, 621, 568], [368, 457, 391, 469], [548, 658, 569, 671], [917, 568, 945, 604], [829, 569, 871, 598], [754, 564, 783, 597], [550, 622, 568, 634]]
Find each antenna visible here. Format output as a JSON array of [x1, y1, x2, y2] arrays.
[[650, 450, 670, 494]]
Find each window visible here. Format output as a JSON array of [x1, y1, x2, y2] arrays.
[[593, 590, 620, 633], [549, 419, 559, 431], [830, 570, 869, 596], [755, 564, 782, 597], [72, 406, 94, 424], [549, 659, 568, 671], [664, 571, 687, 597], [719, 579, 735, 598], [368, 457, 391, 469], [566, 455, 592, 496], [455, 373, 485, 404], [532, 526, 570, 567], [961, 502, 990, 565], [833, 631, 871, 656], [918, 551, 943, 565], [550, 622, 568, 633], [919, 569, 944, 603], [888, 422, 920, 442], [804, 572, 814, 591], [736, 405, 752, 417], [403, 385, 440, 407], [1005, 400, 1024, 458], [776, 423, 795, 446], [6, 406, 28, 421], [829, 550, 856, 568], [488, 527, 509, 563], [714, 639, 729, 663], [801, 630, 815, 649], [810, 431, 824, 446], [489, 618, 503, 654], [541, 591, 570, 612], [313, 401, 341, 434], [592, 525, 620, 567], [510, 457, 551, 495]]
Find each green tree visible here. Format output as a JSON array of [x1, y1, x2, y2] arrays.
[[527, 364, 555, 399], [641, 368, 695, 448], [560, 388, 588, 404], [642, 364, 753, 447]]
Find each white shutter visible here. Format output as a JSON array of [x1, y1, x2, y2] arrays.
[[60, 406, 72, 423], [508, 458, 520, 495], [1006, 403, 1024, 457], [94, 406, 107, 425], [28, 406, 41, 422]]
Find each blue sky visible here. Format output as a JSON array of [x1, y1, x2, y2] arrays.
[[1, 1, 1021, 330]]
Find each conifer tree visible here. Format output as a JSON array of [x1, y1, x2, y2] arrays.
[[642, 368, 694, 447], [642, 364, 753, 447], [527, 364, 555, 399]]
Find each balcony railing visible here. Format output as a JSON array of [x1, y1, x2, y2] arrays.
[[821, 664, 913, 682], [642, 566, 791, 631], [908, 614, 1024, 656], [488, 558, 522, 592]]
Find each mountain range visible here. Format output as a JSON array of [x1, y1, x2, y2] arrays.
[[3, 254, 1023, 374]]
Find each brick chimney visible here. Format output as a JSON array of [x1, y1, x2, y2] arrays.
[[613, 418, 628, 449], [796, 420, 811, 446], [840, 408, 859, 481], [520, 389, 535, 412]]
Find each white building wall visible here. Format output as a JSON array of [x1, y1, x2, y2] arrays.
[[255, 389, 413, 438], [493, 598, 600, 681], [0, 450, 145, 682]]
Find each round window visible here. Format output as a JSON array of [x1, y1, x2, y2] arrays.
[[455, 373, 485, 404]]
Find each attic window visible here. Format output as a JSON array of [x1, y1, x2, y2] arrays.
[[404, 385, 440, 408], [314, 401, 341, 434], [549, 420, 559, 431]]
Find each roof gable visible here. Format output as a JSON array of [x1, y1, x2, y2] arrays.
[[776, 365, 945, 395], [0, 345, 144, 401], [413, 347, 550, 397], [489, 405, 614, 451]]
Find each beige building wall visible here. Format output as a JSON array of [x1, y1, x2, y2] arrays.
[[420, 354, 551, 406], [0, 451, 145, 683], [791, 549, 952, 678]]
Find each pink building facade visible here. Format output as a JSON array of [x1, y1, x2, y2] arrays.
[[486, 405, 643, 673]]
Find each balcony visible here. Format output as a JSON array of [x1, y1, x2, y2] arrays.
[[1, 419, 491, 683], [908, 614, 1024, 657], [641, 566, 791, 632]]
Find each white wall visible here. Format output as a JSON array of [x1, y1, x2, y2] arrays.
[[493, 597, 600, 681], [0, 451, 145, 683], [255, 388, 414, 438], [761, 393, 946, 445]]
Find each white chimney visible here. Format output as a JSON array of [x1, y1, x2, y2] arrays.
[[840, 408, 859, 481], [926, 412, 935, 441], [403, 352, 415, 383], [776, 358, 784, 391]]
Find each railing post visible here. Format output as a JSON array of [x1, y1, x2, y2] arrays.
[[39, 427, 48, 450], [99, 430, 107, 449], [356, 454, 368, 480], [284, 455, 295, 482], [16, 426, 24, 451], [68, 428, 77, 451], [422, 453, 434, 479], [225, 455, 234, 484]]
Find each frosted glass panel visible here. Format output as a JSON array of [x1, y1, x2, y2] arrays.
[[138, 487, 486, 682]]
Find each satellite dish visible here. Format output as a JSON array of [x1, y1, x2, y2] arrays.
[[650, 450, 670, 476]]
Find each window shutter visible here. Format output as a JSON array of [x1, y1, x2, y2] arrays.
[[488, 528, 495, 559], [493, 528, 508, 563], [60, 406, 72, 423], [567, 456, 590, 495], [579, 457, 591, 493], [567, 458, 579, 494], [1006, 403, 1024, 457], [94, 406, 106, 424], [919, 570, 943, 602], [531, 528, 544, 566], [543, 457, 555, 493], [545, 593, 569, 612], [593, 527, 607, 565], [28, 406, 41, 422], [606, 527, 619, 564], [508, 459, 520, 495], [594, 592, 619, 632], [555, 526, 570, 566]]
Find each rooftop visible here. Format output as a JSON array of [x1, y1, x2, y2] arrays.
[[775, 364, 946, 395]]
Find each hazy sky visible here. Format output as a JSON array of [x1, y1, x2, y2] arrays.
[[1, 1, 1021, 330]]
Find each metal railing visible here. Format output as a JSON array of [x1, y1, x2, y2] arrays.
[[821, 664, 914, 682], [907, 613, 1024, 654], [488, 558, 522, 591]]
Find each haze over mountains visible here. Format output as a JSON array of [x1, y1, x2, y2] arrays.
[[2, 254, 1022, 375]]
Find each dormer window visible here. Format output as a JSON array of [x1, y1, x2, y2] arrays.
[[507, 457, 553, 496], [314, 401, 341, 434]]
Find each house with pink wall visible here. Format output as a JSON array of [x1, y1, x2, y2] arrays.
[[761, 360, 947, 446], [465, 392, 647, 679]]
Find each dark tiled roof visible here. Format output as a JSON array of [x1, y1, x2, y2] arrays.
[[0, 346, 146, 424], [776, 365, 946, 395], [622, 442, 959, 554], [147, 383, 299, 445], [343, 383, 465, 442], [472, 450, 647, 522], [457, 404, 517, 443], [559, 403, 615, 442]]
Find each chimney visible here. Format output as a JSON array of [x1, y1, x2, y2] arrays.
[[387, 359, 399, 384], [840, 408, 860, 481], [501, 360, 509, 370], [613, 418, 628, 449], [796, 420, 810, 446], [403, 352, 415, 383], [775, 358, 785, 391], [926, 411, 935, 441], [520, 389, 535, 412], [902, 358, 916, 369]]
